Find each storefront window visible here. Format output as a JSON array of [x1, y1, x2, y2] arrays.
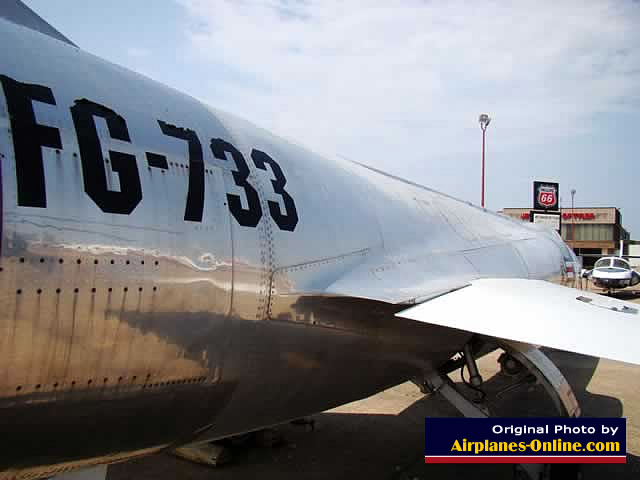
[[572, 224, 614, 242]]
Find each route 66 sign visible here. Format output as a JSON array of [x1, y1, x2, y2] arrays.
[[538, 186, 556, 207], [533, 181, 559, 211]]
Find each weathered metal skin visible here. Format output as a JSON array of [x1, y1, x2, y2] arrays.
[[0, 19, 571, 480]]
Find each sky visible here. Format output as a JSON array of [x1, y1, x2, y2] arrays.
[[23, 0, 640, 235]]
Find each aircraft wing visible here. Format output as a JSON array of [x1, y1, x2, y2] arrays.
[[396, 278, 640, 365]]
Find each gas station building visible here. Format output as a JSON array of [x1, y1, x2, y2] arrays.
[[501, 207, 630, 266]]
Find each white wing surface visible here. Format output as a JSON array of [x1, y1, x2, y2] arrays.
[[396, 278, 640, 365]]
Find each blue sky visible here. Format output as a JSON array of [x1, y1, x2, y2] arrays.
[[24, 0, 640, 234]]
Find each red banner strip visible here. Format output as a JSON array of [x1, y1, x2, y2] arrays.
[[425, 456, 626, 464]]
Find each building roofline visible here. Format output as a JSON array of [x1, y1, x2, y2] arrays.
[[502, 206, 620, 209]]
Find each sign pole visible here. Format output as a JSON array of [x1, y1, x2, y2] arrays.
[[481, 128, 485, 208], [478, 114, 491, 208]]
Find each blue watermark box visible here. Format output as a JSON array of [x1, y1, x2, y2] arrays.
[[425, 417, 626, 464]]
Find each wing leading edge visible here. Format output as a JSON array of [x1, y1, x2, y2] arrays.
[[396, 278, 640, 366]]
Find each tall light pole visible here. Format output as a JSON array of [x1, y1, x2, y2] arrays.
[[570, 189, 576, 243], [479, 114, 491, 208]]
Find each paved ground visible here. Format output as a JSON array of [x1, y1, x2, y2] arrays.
[[109, 286, 640, 480]]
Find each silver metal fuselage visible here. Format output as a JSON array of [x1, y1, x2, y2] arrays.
[[0, 20, 571, 479]]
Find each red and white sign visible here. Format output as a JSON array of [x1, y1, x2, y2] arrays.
[[533, 181, 559, 211], [537, 186, 557, 208]]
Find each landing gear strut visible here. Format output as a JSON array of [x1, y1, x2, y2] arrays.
[[417, 338, 581, 480]]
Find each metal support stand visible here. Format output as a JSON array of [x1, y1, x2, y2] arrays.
[[49, 465, 107, 480], [172, 442, 232, 467]]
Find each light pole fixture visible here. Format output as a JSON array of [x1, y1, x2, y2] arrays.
[[570, 189, 576, 243], [479, 114, 491, 208]]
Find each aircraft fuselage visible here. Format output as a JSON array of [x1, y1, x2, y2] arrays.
[[0, 18, 571, 479]]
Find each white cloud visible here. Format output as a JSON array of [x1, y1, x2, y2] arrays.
[[178, 1, 640, 178]]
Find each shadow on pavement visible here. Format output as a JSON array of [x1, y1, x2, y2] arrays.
[[109, 350, 639, 480]]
